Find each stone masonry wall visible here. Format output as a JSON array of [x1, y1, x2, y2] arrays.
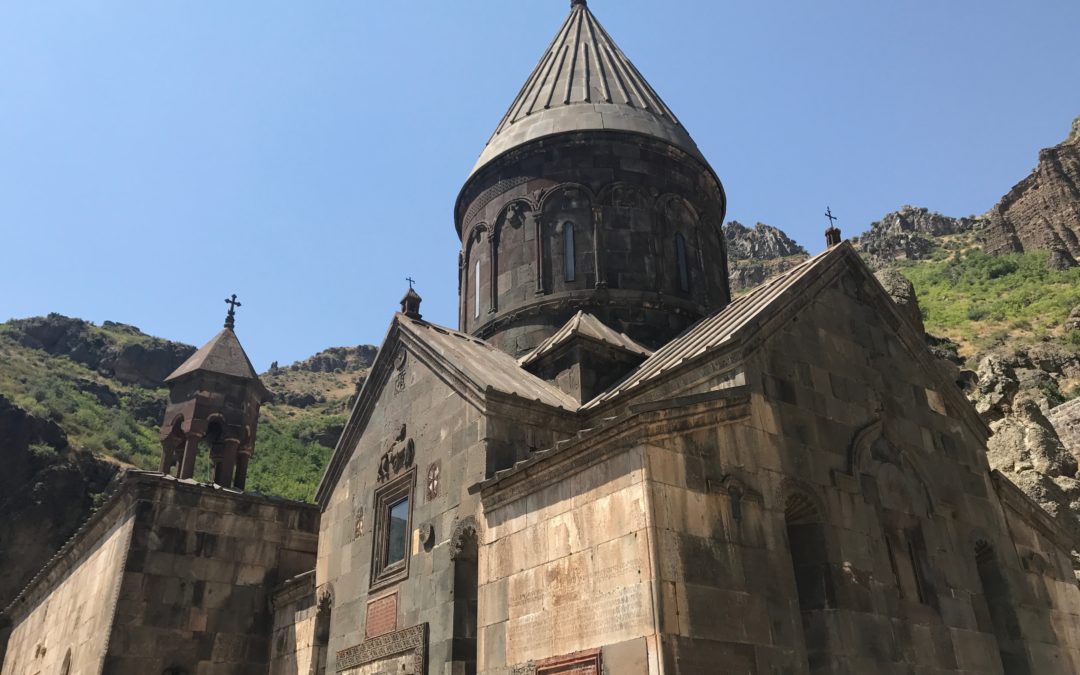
[[572, 256, 1080, 672], [1, 507, 134, 675], [707, 264, 1080, 673], [103, 476, 319, 675], [269, 572, 320, 675], [478, 448, 656, 674], [318, 353, 487, 674]]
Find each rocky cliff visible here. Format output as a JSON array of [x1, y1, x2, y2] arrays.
[[851, 206, 984, 268], [0, 395, 119, 609], [984, 117, 1080, 269], [7, 314, 196, 387], [724, 221, 809, 293]]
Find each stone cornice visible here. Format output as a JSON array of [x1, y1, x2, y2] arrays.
[[471, 387, 750, 510]]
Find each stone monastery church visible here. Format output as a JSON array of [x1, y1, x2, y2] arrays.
[[6, 2, 1080, 674]]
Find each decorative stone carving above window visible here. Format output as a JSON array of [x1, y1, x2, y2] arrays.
[[378, 424, 415, 484]]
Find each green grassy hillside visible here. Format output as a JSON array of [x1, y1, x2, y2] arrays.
[[0, 317, 373, 501], [898, 246, 1080, 359]]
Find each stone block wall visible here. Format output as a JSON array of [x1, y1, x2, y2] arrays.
[[319, 354, 488, 674], [477, 447, 657, 674], [1, 503, 134, 675], [269, 571, 321, 675], [103, 475, 319, 675]]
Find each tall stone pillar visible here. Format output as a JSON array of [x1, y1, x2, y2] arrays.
[[234, 453, 251, 491], [179, 433, 203, 481]]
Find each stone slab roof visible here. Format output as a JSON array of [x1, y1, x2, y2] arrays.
[[519, 310, 652, 367], [397, 316, 579, 411], [469, 0, 705, 178], [165, 327, 261, 383], [583, 247, 834, 409]]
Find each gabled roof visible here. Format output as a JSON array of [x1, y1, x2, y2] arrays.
[[397, 317, 579, 411], [519, 310, 652, 367], [165, 327, 261, 383], [583, 243, 991, 447], [315, 314, 578, 507], [469, 0, 705, 178], [584, 249, 831, 409]]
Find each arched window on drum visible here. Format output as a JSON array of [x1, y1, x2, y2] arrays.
[[563, 222, 576, 282], [675, 232, 690, 293]]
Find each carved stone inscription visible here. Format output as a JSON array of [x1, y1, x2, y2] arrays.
[[505, 550, 648, 663], [337, 623, 427, 674], [365, 592, 398, 639]]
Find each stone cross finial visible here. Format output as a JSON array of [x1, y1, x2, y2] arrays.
[[825, 207, 837, 228], [224, 294, 241, 329], [406, 276, 416, 290], [825, 207, 842, 248]]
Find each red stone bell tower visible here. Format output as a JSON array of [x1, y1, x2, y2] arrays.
[[158, 295, 269, 489]]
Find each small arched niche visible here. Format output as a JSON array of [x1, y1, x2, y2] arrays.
[[450, 519, 479, 675]]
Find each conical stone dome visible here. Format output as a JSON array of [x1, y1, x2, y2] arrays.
[[470, 0, 706, 178], [456, 1, 729, 358]]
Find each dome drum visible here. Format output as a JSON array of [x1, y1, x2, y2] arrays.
[[457, 130, 729, 357]]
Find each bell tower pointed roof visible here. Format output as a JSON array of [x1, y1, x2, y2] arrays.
[[469, 0, 706, 177]]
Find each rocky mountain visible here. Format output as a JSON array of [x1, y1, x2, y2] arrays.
[[0, 395, 120, 609], [985, 116, 1080, 269], [7, 314, 197, 388], [0, 314, 377, 608], [850, 206, 984, 269], [724, 221, 809, 293]]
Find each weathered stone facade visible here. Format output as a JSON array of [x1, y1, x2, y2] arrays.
[[1, 473, 319, 675], [5, 3, 1080, 675]]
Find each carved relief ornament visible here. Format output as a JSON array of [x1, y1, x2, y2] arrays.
[[377, 424, 415, 484]]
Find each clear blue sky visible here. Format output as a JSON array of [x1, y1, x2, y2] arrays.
[[2, 1, 1078, 369]]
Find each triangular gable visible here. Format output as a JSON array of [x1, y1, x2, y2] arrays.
[[584, 242, 990, 442], [315, 314, 577, 507], [519, 311, 652, 367]]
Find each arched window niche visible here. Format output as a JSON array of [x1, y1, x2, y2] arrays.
[[675, 232, 689, 293], [474, 260, 481, 319], [450, 519, 479, 675], [782, 488, 832, 671], [563, 222, 576, 282]]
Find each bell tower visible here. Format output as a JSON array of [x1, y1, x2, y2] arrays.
[[158, 295, 270, 489], [454, 0, 730, 357]]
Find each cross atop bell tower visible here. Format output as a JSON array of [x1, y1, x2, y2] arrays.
[[158, 297, 269, 489], [224, 293, 242, 329]]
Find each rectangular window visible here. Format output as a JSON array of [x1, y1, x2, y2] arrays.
[[371, 469, 415, 589], [386, 498, 409, 566]]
